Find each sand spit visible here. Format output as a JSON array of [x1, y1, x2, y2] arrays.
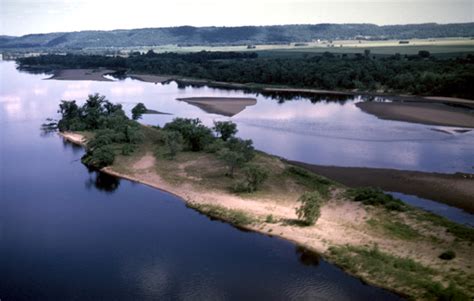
[[47, 69, 114, 81], [128, 74, 173, 84], [288, 161, 474, 214], [177, 97, 257, 117], [356, 101, 474, 128]]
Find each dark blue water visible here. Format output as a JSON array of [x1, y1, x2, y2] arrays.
[[388, 192, 474, 228], [0, 61, 404, 299]]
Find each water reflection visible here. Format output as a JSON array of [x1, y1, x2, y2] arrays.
[[295, 246, 321, 267], [85, 169, 121, 193]]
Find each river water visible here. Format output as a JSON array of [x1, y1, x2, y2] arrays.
[[0, 60, 471, 299]]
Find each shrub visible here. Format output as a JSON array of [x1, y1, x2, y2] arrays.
[[235, 164, 269, 192], [121, 144, 135, 155], [81, 145, 115, 169], [347, 187, 406, 211], [266, 214, 275, 223], [163, 130, 184, 158], [439, 250, 456, 260], [296, 191, 324, 226]]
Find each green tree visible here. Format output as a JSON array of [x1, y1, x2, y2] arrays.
[[240, 164, 269, 192], [131, 102, 147, 120], [296, 191, 324, 226], [164, 118, 213, 151], [213, 121, 237, 141], [81, 145, 115, 169], [218, 148, 246, 177], [163, 131, 184, 158]]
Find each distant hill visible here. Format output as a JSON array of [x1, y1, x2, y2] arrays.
[[1, 23, 473, 49]]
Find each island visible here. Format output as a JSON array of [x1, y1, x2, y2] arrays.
[[56, 94, 473, 300]]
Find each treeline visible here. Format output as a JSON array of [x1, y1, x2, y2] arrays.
[[2, 23, 474, 49], [19, 51, 474, 99]]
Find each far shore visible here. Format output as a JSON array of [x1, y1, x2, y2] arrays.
[[356, 101, 474, 128]]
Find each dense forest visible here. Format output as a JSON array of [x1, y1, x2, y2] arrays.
[[18, 51, 474, 99], [2, 23, 474, 49]]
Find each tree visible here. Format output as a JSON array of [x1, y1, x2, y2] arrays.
[[296, 191, 324, 226], [213, 121, 237, 141], [81, 145, 115, 169], [131, 103, 147, 120], [164, 118, 213, 151], [240, 164, 269, 192], [82, 94, 107, 130], [163, 131, 184, 158], [218, 148, 246, 177]]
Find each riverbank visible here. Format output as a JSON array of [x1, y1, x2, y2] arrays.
[[288, 161, 474, 214], [356, 101, 474, 128], [60, 131, 474, 300]]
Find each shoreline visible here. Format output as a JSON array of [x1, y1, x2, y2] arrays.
[[59, 131, 474, 299]]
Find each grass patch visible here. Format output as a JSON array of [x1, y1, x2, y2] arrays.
[[187, 203, 256, 227], [286, 166, 334, 197], [328, 245, 470, 300], [411, 211, 474, 242], [367, 218, 421, 240]]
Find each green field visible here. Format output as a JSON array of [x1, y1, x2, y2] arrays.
[[114, 38, 474, 58]]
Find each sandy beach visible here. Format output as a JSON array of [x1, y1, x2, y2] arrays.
[[128, 74, 174, 83], [47, 69, 114, 81], [356, 101, 474, 127], [177, 97, 257, 117]]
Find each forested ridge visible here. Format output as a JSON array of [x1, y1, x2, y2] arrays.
[[19, 51, 474, 99], [2, 23, 474, 49]]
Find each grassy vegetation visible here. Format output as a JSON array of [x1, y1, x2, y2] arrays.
[[285, 166, 335, 197], [367, 218, 421, 240], [187, 203, 256, 227], [409, 210, 474, 242], [328, 245, 470, 300]]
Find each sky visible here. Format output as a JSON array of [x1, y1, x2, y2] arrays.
[[0, 0, 473, 36]]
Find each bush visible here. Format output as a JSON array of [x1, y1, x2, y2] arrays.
[[234, 164, 269, 192], [204, 139, 226, 153], [121, 144, 135, 155], [296, 191, 324, 226], [439, 250, 456, 260], [347, 187, 406, 211], [163, 130, 184, 158], [81, 145, 115, 169]]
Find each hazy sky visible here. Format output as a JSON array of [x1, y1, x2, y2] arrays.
[[1, 0, 473, 36]]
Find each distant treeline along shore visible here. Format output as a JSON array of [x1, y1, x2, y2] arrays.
[[18, 51, 474, 99]]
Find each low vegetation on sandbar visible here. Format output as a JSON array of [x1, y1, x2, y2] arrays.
[[55, 94, 473, 300]]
